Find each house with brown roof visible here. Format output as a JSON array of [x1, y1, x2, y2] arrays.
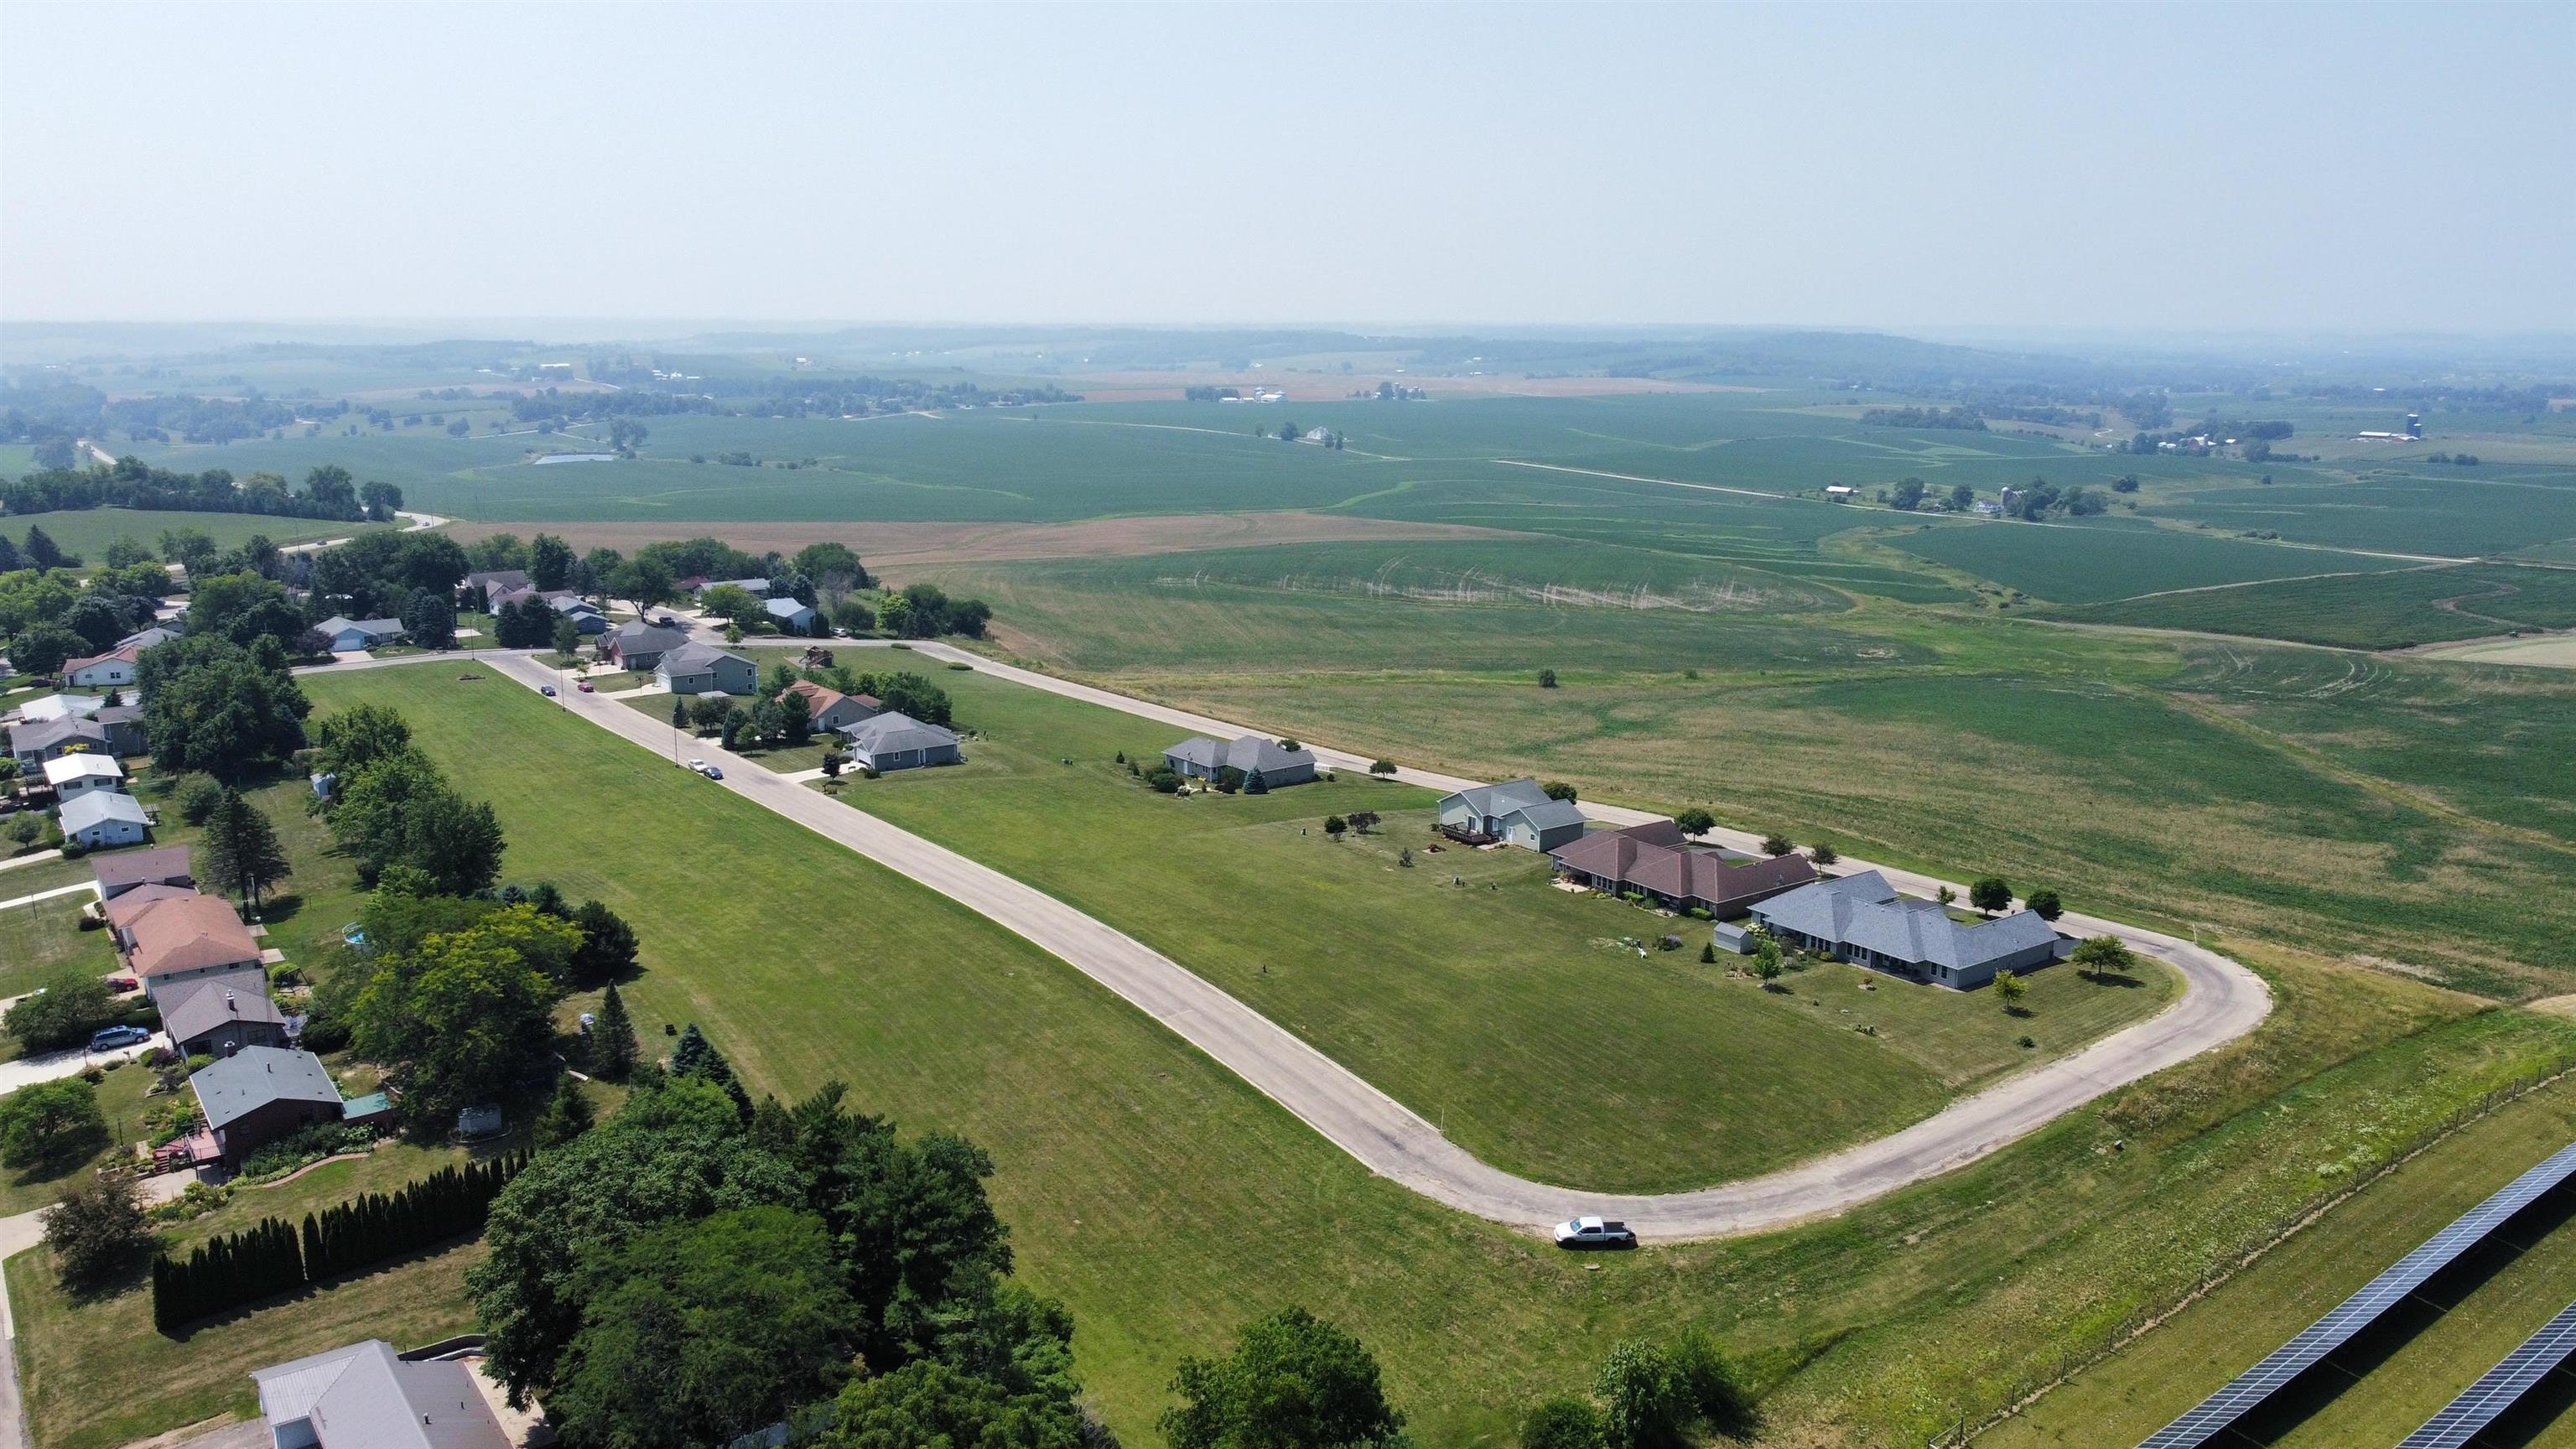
[[109, 888, 265, 1004], [92, 844, 195, 899], [1549, 820, 1818, 918], [777, 678, 880, 733]]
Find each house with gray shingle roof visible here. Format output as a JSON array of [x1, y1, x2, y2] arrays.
[[1745, 869, 2063, 989], [653, 641, 756, 697], [1162, 735, 1319, 788], [839, 711, 963, 772], [190, 1046, 348, 1165], [314, 616, 408, 652], [604, 621, 688, 671], [252, 1338, 516, 1449], [1436, 777, 1587, 852], [159, 969, 288, 1058]]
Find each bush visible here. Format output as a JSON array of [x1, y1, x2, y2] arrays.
[[45, 1176, 154, 1291], [1759, 834, 1794, 857], [1522, 1397, 1607, 1449], [2026, 887, 2063, 921], [238, 1121, 379, 1182], [1808, 842, 1838, 866], [1146, 768, 1182, 795], [174, 772, 226, 826]]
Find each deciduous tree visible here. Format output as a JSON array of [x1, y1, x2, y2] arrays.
[[1161, 1307, 1405, 1449]]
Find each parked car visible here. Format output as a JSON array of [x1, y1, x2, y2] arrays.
[[540, 684, 558, 697], [576, 680, 595, 693], [89, 1025, 151, 1052], [701, 766, 723, 780], [687, 758, 707, 772], [106, 975, 138, 992], [1551, 1216, 1636, 1249]]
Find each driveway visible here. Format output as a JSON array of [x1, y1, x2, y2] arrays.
[[298, 649, 2270, 1239]]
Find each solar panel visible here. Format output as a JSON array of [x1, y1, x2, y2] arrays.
[[2137, 1139, 2576, 1449], [2393, 1299, 2576, 1449]]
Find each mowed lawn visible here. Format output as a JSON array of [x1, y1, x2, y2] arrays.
[[0, 891, 117, 1000], [821, 668, 2174, 1191]]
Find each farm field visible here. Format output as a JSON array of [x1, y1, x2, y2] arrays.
[[2048, 561, 2576, 648], [4, 507, 380, 564], [174, 663, 2560, 1448], [1981, 1078, 2576, 1448], [1880, 515, 2418, 605], [819, 667, 2179, 1192]]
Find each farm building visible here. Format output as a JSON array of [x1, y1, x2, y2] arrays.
[[1161, 735, 1319, 788], [839, 711, 963, 772], [654, 641, 757, 696], [1436, 777, 1587, 852], [60, 789, 149, 849], [1550, 820, 1817, 918], [1742, 870, 2063, 989]]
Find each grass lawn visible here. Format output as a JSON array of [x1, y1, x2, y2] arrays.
[[44, 667, 2536, 1449], [1983, 1076, 2576, 1447], [0, 891, 116, 1000], [1, 854, 106, 899], [9, 509, 379, 567], [817, 668, 2175, 1191], [0, 1061, 152, 1219]]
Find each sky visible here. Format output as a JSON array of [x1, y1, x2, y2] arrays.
[[4, 1, 2572, 335]]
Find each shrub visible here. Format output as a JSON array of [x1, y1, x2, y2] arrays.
[[1146, 768, 1182, 795], [1541, 781, 1578, 802], [1538, 668, 1558, 688], [1323, 815, 1348, 839], [174, 772, 226, 825], [1808, 842, 1838, 866], [1368, 759, 1397, 776], [1522, 1396, 1607, 1449], [1759, 834, 1794, 857]]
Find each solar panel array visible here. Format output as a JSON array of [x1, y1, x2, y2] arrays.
[[2393, 1298, 2576, 1449], [2137, 1140, 2576, 1449]]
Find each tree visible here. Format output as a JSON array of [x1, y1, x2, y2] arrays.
[[1244, 770, 1269, 796], [826, 1359, 1082, 1449], [0, 1078, 110, 1170], [1368, 759, 1396, 777], [1758, 834, 1794, 857], [1346, 811, 1381, 834], [1675, 808, 1715, 836], [309, 702, 413, 778], [610, 555, 674, 616], [42, 1174, 153, 1290], [23, 526, 67, 571], [4, 967, 119, 1053], [671, 697, 689, 731], [1749, 933, 1784, 989], [1888, 477, 1927, 512], [1596, 1339, 1690, 1449], [668, 1025, 752, 1118], [1969, 877, 2012, 915], [7, 622, 85, 677], [1935, 886, 1956, 907], [1541, 781, 1577, 802], [1323, 815, 1348, 840], [590, 982, 639, 1080], [1948, 483, 1976, 512], [1808, 842, 1838, 866], [571, 901, 639, 984], [138, 636, 310, 777], [535, 1077, 595, 1149], [832, 596, 878, 634], [2070, 935, 2135, 981], [1994, 969, 2028, 1010], [1161, 1306, 1406, 1449], [780, 691, 812, 745], [1699, 941, 1716, 964], [403, 790, 509, 896], [2025, 887, 2063, 921], [875, 593, 917, 638], [354, 907, 574, 1135], [200, 789, 291, 911], [530, 533, 575, 592], [1522, 1396, 1607, 1449], [402, 588, 458, 651], [1538, 668, 1558, 688], [551, 616, 581, 659]]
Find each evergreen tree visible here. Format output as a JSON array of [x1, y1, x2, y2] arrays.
[[667, 1024, 751, 1119], [535, 1077, 595, 1148], [200, 790, 292, 911], [570, 901, 639, 983], [590, 983, 639, 1080]]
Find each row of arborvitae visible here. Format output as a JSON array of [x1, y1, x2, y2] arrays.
[[150, 1151, 527, 1331]]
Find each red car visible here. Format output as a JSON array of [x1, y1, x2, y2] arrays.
[[106, 976, 138, 993], [576, 680, 595, 693]]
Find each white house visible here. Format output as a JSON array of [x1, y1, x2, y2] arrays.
[[43, 753, 126, 800], [63, 644, 143, 688], [60, 790, 149, 849]]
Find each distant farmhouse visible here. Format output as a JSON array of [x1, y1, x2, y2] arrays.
[[1161, 735, 1319, 789], [1437, 777, 1587, 852], [1550, 820, 1817, 918], [1738, 869, 2063, 989]]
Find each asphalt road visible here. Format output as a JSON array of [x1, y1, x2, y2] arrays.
[[304, 648, 2269, 1239]]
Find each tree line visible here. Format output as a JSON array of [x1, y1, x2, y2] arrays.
[[2, 458, 398, 522]]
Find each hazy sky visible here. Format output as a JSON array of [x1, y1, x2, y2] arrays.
[[5, 2, 2571, 333]]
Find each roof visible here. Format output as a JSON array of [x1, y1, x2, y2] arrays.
[[548, 595, 602, 615], [190, 1046, 342, 1131], [1165, 734, 1317, 776], [1753, 870, 2058, 970], [780, 678, 870, 716], [608, 621, 688, 652], [122, 891, 263, 978], [60, 791, 148, 834], [316, 615, 405, 641], [104, 881, 199, 931], [64, 644, 143, 674], [1554, 823, 1819, 906], [252, 1339, 512, 1449], [657, 641, 751, 676], [8, 718, 108, 754], [117, 626, 183, 649], [700, 577, 771, 594], [764, 595, 813, 619], [1504, 797, 1588, 832], [95, 703, 142, 727], [159, 969, 287, 1043], [841, 710, 960, 755], [91, 844, 193, 891], [1441, 776, 1556, 817], [13, 693, 104, 723], [43, 753, 126, 785], [464, 569, 529, 591]]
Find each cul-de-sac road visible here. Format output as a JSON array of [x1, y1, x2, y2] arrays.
[[309, 647, 2270, 1240]]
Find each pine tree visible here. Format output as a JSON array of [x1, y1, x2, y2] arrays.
[[591, 983, 638, 1080], [200, 789, 292, 911], [534, 1076, 595, 1148], [668, 1024, 751, 1119]]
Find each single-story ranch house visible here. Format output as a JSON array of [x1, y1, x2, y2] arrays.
[[655, 641, 758, 696], [1550, 819, 1818, 917], [314, 616, 407, 652], [1437, 777, 1587, 852], [780, 678, 880, 733], [605, 621, 689, 671], [766, 596, 818, 632], [190, 1046, 348, 1167], [1162, 735, 1319, 788], [63, 643, 143, 688], [60, 789, 149, 849], [1738, 869, 2064, 989], [252, 1339, 521, 1449], [839, 711, 963, 772]]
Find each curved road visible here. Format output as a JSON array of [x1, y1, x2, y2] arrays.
[[308, 647, 2269, 1239]]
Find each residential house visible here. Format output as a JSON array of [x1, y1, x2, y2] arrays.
[[189, 1046, 346, 1166], [117, 625, 184, 651], [159, 969, 288, 1057], [548, 595, 609, 635], [1743, 869, 2063, 989], [653, 641, 756, 696], [92, 844, 195, 899], [463, 569, 531, 606], [1436, 777, 1587, 852], [93, 704, 146, 756], [10, 717, 112, 768], [778, 678, 880, 733], [63, 644, 143, 688], [251, 1338, 519, 1449], [764, 595, 818, 633], [1161, 735, 1319, 788], [313, 616, 407, 652], [109, 887, 264, 1002], [604, 621, 688, 672], [42, 752, 126, 800], [1549, 820, 1817, 918], [697, 576, 772, 598], [60, 790, 148, 849], [13, 692, 103, 723], [839, 711, 963, 772]]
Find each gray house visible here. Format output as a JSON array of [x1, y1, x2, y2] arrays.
[[313, 616, 407, 652], [1743, 870, 2062, 989], [158, 969, 288, 1058], [1162, 735, 1319, 788], [765, 596, 818, 632], [252, 1339, 516, 1449], [605, 621, 689, 671], [60, 790, 150, 849], [840, 711, 963, 772], [10, 717, 113, 768], [1436, 777, 1587, 852], [654, 641, 757, 696]]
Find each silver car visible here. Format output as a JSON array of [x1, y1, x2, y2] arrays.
[[1552, 1215, 1636, 1249]]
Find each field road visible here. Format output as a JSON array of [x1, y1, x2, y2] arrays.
[[302, 648, 2269, 1239]]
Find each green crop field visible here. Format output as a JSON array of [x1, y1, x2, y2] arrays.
[[2048, 562, 2576, 647], [1881, 516, 2417, 605], [816, 667, 2176, 1192], [1984, 1079, 2576, 1447], [2140, 468, 2576, 558], [5, 507, 381, 565]]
